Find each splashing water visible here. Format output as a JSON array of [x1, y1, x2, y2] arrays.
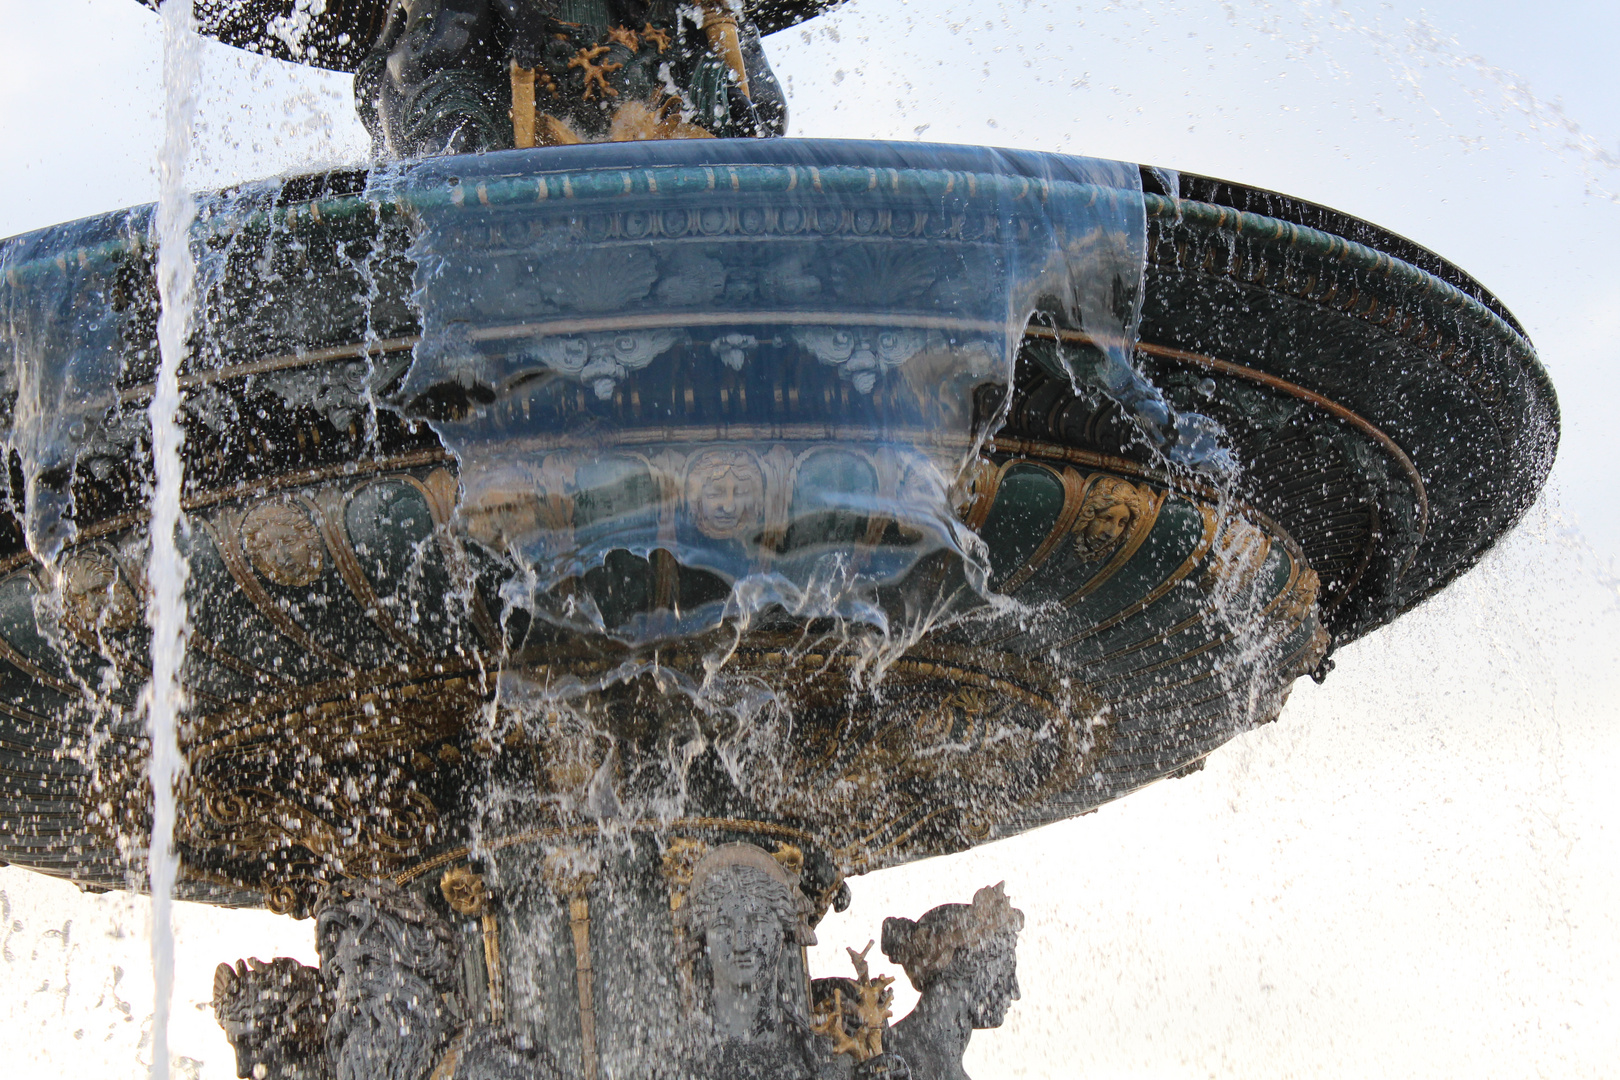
[[148, 2, 200, 1079], [1219, 0, 1620, 201]]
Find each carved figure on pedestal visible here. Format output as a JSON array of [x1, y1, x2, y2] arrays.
[[212, 957, 330, 1080], [879, 884, 1024, 1080], [315, 880, 464, 1080], [356, 0, 788, 157], [681, 843, 832, 1079]]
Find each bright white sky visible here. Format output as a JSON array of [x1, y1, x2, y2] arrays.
[[1, 2, 1617, 1078]]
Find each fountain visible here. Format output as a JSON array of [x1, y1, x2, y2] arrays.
[[0, 3, 1558, 1079]]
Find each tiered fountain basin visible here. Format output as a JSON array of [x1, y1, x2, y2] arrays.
[[0, 140, 1555, 921]]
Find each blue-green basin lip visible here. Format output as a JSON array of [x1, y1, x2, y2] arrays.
[[0, 139, 1145, 282], [0, 137, 1542, 381], [0, 137, 1559, 649]]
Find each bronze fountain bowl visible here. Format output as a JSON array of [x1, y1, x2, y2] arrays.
[[0, 139, 1555, 918]]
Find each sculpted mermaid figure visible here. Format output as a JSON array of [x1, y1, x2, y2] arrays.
[[879, 884, 1024, 1080]]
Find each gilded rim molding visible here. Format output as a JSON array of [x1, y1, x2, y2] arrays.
[[1022, 325, 1430, 555], [0, 447, 454, 576], [393, 818, 823, 887], [981, 435, 1314, 574]]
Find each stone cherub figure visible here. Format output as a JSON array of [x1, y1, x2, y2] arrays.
[[213, 956, 330, 1080], [356, 0, 788, 157], [879, 883, 1024, 1080]]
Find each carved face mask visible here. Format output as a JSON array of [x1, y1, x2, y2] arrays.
[[317, 901, 456, 1080], [965, 935, 1020, 1029], [686, 451, 766, 540], [706, 889, 786, 991]]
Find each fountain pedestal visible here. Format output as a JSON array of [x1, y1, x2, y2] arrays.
[[296, 829, 1005, 1080]]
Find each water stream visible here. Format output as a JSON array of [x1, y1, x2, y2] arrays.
[[148, 2, 201, 1078]]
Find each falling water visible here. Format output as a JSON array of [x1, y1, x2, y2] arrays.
[[148, 2, 201, 1078]]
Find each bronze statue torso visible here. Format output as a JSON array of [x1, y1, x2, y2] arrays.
[[357, 0, 786, 156]]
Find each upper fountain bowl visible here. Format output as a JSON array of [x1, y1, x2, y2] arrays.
[[0, 139, 1555, 913]]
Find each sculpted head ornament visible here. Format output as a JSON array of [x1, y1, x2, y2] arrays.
[[879, 882, 1024, 992], [59, 549, 140, 631], [1072, 477, 1148, 562], [314, 879, 461, 1080], [212, 957, 327, 1080], [241, 501, 326, 587], [685, 449, 766, 540], [681, 842, 817, 954], [681, 843, 821, 1055]]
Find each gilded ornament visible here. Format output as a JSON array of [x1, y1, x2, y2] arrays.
[[641, 23, 672, 53], [440, 865, 490, 917], [698, 0, 752, 98], [661, 837, 711, 1016], [661, 837, 710, 906], [772, 841, 806, 879], [810, 941, 895, 1063], [922, 686, 995, 742], [569, 45, 622, 101], [240, 501, 325, 587], [541, 847, 601, 1080], [685, 448, 766, 540], [440, 866, 507, 1025], [1277, 568, 1321, 626], [1071, 476, 1148, 562], [607, 97, 716, 142], [541, 846, 600, 900], [59, 549, 139, 631]]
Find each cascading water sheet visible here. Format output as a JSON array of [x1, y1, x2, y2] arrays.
[[385, 140, 1155, 655], [0, 212, 147, 566]]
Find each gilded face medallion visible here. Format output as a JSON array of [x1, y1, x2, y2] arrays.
[[240, 502, 325, 587], [685, 449, 766, 541], [59, 550, 139, 631], [1072, 477, 1146, 562]]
